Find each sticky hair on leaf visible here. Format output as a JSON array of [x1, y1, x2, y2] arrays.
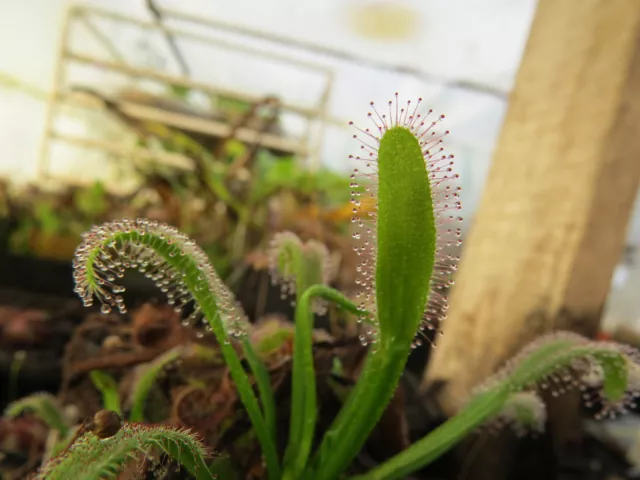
[[36, 420, 213, 480], [486, 391, 547, 437], [578, 351, 640, 418], [268, 231, 304, 298], [470, 332, 640, 421], [73, 219, 249, 337], [347, 93, 462, 346], [4, 392, 69, 438], [268, 231, 338, 314]]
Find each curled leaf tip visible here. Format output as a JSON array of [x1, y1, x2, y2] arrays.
[[268, 231, 303, 294], [471, 331, 640, 421], [268, 231, 338, 314], [73, 218, 249, 337], [348, 93, 462, 346]]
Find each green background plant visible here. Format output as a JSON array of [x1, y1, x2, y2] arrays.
[[89, 370, 121, 415], [37, 421, 214, 480]]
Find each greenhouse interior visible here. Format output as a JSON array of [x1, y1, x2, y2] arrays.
[[0, 0, 639, 479]]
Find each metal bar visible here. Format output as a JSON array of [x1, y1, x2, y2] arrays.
[[65, 51, 321, 119], [159, 6, 509, 100], [76, 13, 126, 63], [309, 76, 333, 171], [58, 92, 314, 155], [36, 5, 73, 180], [51, 93, 310, 158], [0, 72, 48, 102], [71, 5, 332, 76], [146, 0, 190, 76], [56, 89, 309, 155]]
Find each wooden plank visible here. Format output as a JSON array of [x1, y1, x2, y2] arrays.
[[424, 0, 640, 416]]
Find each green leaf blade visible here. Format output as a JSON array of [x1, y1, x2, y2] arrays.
[[89, 370, 122, 415], [5, 392, 69, 438], [313, 118, 440, 480], [376, 126, 436, 345]]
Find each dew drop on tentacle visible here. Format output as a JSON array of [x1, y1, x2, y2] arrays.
[[347, 94, 462, 347], [73, 218, 250, 338], [266, 232, 338, 306], [467, 332, 640, 424]]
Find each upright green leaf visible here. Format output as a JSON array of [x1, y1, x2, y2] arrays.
[[313, 97, 453, 480], [5, 392, 69, 438], [89, 370, 122, 415], [375, 127, 436, 346]]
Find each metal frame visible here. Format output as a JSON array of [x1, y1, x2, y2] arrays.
[[38, 4, 335, 189], [159, 4, 508, 100]]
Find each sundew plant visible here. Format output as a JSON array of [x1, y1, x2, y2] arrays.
[[55, 94, 640, 480]]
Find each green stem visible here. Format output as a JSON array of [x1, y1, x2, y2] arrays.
[[8, 351, 25, 403], [129, 348, 182, 422], [303, 285, 369, 318], [129, 344, 223, 422], [89, 370, 122, 415], [283, 279, 368, 478], [243, 338, 278, 447], [312, 340, 412, 480], [5, 393, 70, 439], [283, 284, 319, 478], [352, 339, 630, 480], [200, 310, 281, 479], [280, 244, 306, 477], [350, 389, 507, 480], [84, 231, 281, 480], [279, 234, 359, 478], [282, 236, 324, 477], [315, 338, 626, 480]]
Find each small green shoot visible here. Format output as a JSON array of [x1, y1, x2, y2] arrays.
[[36, 414, 213, 480], [129, 347, 182, 422], [89, 370, 121, 415], [5, 392, 69, 438]]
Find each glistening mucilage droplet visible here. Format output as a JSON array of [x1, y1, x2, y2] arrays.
[[348, 94, 462, 347], [73, 218, 249, 338]]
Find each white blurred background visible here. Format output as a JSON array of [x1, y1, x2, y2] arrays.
[[0, 0, 638, 330]]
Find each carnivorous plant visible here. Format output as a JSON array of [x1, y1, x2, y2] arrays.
[[38, 94, 640, 479]]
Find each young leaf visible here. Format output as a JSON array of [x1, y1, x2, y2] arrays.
[[37, 421, 214, 480], [313, 95, 460, 480], [89, 370, 122, 415], [129, 347, 182, 422], [268, 232, 335, 477], [489, 391, 547, 436], [73, 219, 281, 479], [129, 344, 223, 422], [5, 392, 69, 438]]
